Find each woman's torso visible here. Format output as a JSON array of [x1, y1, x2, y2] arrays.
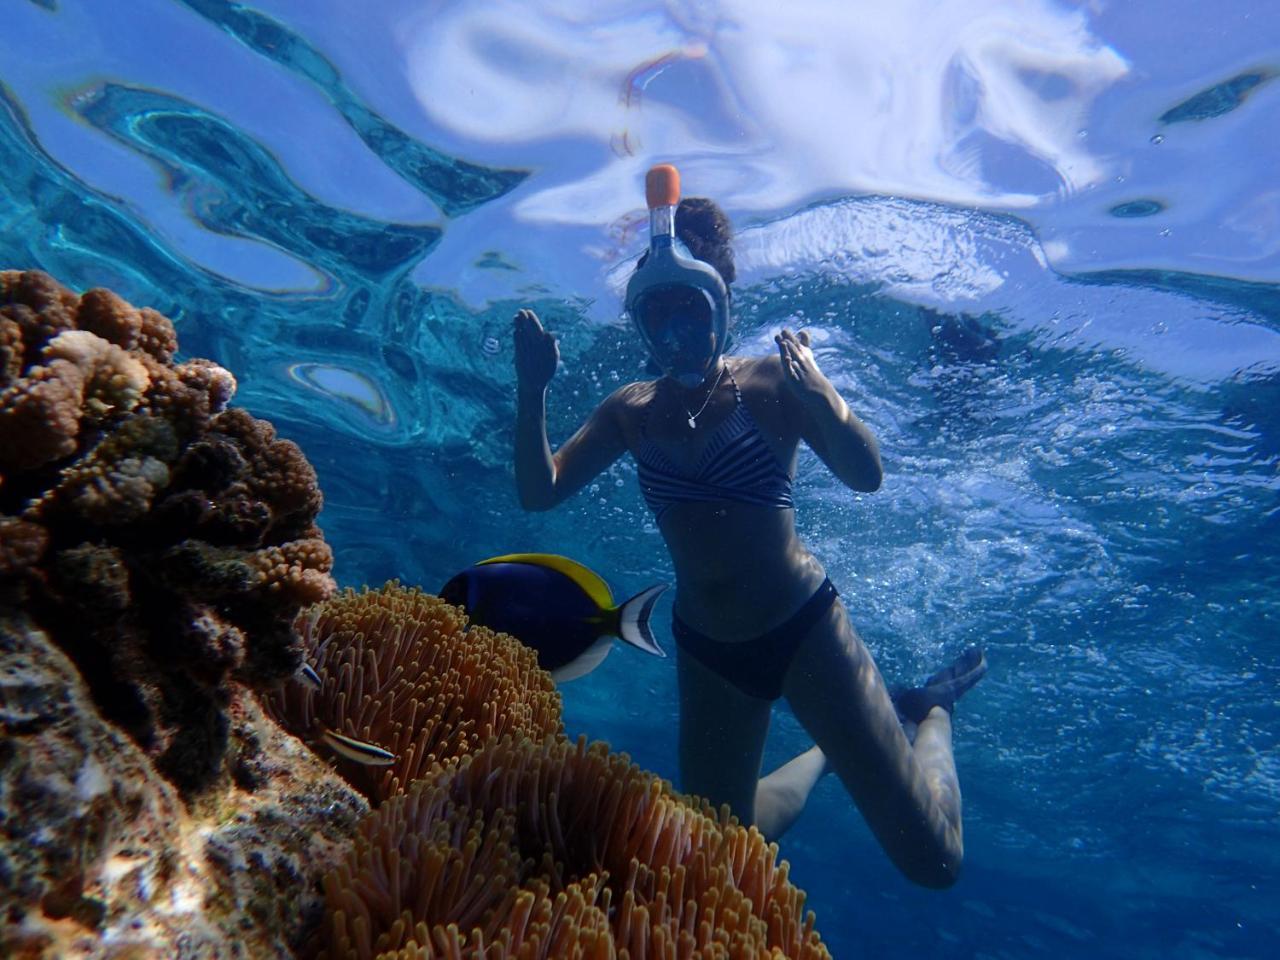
[[616, 356, 828, 640]]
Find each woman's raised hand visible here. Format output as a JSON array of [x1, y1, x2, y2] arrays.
[[776, 328, 832, 409], [514, 308, 559, 393]]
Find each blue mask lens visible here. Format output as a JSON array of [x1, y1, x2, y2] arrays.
[[634, 285, 715, 349]]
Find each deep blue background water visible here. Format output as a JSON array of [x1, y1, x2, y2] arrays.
[[3, 2, 1278, 958]]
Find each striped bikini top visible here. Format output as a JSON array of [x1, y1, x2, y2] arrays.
[[634, 370, 795, 520]]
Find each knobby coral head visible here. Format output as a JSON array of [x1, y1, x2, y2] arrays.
[[0, 269, 335, 792]]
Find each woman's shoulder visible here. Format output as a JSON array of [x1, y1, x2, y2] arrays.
[[730, 354, 795, 434], [730, 353, 785, 390], [598, 378, 657, 422], [607, 377, 658, 403]]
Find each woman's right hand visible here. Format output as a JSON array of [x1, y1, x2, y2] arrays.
[[513, 308, 559, 393]]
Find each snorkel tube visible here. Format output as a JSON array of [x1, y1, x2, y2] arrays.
[[624, 164, 730, 388]]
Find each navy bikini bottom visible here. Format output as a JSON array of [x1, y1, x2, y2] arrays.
[[672, 578, 839, 701]]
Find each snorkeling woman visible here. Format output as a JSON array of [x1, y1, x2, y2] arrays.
[[513, 165, 986, 888]]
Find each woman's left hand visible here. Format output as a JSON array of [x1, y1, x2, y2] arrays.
[[776, 328, 834, 411]]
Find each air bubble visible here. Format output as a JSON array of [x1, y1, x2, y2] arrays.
[[1150, 134, 1165, 145]]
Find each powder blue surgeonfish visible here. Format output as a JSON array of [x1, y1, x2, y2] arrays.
[[439, 553, 668, 682]]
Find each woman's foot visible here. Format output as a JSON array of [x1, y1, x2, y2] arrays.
[[891, 647, 988, 727]]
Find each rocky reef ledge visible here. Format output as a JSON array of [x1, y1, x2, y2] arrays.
[[1, 610, 367, 958]]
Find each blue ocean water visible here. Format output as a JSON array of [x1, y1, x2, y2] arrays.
[[2, 2, 1278, 958]]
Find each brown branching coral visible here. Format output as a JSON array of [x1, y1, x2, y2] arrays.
[[0, 356, 86, 470], [268, 583, 564, 802], [212, 407, 325, 531], [54, 283, 176, 363], [42, 328, 150, 425], [31, 414, 178, 524], [0, 269, 335, 792], [316, 735, 831, 960], [246, 538, 337, 605], [1, 270, 78, 362], [1, 310, 24, 383]]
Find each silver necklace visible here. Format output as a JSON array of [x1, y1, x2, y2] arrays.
[[680, 363, 725, 429]]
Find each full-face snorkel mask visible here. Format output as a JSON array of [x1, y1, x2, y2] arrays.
[[624, 164, 729, 388]]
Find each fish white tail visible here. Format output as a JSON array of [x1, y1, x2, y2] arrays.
[[615, 583, 668, 657]]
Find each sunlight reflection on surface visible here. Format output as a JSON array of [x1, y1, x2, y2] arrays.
[[402, 0, 1128, 218]]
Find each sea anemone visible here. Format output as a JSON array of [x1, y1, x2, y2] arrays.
[[267, 582, 564, 802], [316, 735, 830, 960]]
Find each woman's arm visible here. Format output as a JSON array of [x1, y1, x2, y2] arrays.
[[514, 309, 629, 511], [775, 328, 883, 492]]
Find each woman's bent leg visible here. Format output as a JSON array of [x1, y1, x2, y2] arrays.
[[782, 600, 965, 888], [753, 744, 828, 841]]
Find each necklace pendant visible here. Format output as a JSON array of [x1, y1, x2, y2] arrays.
[[687, 416, 697, 429]]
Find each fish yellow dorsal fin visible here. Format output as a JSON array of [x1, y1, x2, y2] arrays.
[[477, 553, 614, 610]]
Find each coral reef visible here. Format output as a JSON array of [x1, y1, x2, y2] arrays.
[[0, 270, 832, 958], [316, 735, 831, 960], [0, 609, 368, 959], [267, 582, 563, 802], [0, 270, 335, 792]]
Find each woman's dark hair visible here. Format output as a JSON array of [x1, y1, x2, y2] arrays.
[[675, 197, 735, 285], [635, 197, 735, 285]]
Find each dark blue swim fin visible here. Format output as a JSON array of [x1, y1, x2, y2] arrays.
[[891, 647, 988, 733]]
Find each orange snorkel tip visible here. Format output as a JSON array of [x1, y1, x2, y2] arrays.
[[645, 164, 681, 209]]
